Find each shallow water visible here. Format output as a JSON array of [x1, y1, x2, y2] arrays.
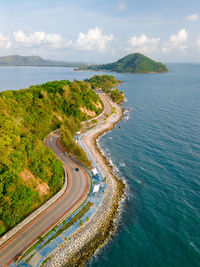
[[0, 64, 199, 267]]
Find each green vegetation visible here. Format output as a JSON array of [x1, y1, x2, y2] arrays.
[[85, 75, 124, 104], [41, 201, 93, 247], [22, 201, 93, 262], [85, 75, 120, 93], [0, 55, 86, 68], [0, 78, 104, 236], [20, 237, 43, 261], [61, 126, 92, 169], [110, 88, 125, 104], [80, 53, 168, 73], [111, 106, 116, 115]]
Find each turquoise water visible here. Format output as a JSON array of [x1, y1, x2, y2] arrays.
[[0, 65, 199, 266], [90, 64, 200, 267]]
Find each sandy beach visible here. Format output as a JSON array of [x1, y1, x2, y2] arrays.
[[44, 96, 125, 267]]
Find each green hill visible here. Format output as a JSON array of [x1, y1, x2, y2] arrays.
[[0, 76, 113, 236], [0, 55, 86, 67], [79, 53, 168, 73]]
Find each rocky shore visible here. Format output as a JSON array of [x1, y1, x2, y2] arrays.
[[43, 97, 126, 267]]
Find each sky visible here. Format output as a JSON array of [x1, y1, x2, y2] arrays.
[[0, 0, 200, 63]]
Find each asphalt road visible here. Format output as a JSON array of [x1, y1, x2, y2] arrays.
[[98, 92, 112, 118], [0, 91, 111, 266], [0, 133, 89, 266]]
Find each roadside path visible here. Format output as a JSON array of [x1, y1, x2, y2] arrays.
[[0, 133, 90, 266], [0, 91, 112, 267]]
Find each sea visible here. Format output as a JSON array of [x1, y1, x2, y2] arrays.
[[0, 64, 199, 267]]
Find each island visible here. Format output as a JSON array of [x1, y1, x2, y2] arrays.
[[78, 53, 168, 73]]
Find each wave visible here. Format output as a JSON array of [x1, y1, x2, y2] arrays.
[[119, 162, 126, 167], [190, 241, 199, 253], [123, 108, 131, 121], [135, 179, 142, 184]]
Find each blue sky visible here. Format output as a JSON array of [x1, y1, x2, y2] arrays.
[[0, 0, 200, 62]]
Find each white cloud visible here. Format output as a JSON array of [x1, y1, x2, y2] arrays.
[[75, 27, 114, 52], [0, 33, 11, 49], [196, 38, 200, 47], [162, 29, 188, 53], [126, 34, 160, 53], [13, 30, 63, 46], [117, 2, 126, 11], [162, 44, 188, 53], [185, 14, 199, 21], [170, 29, 188, 45]]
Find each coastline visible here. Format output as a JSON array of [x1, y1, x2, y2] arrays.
[[44, 97, 126, 266]]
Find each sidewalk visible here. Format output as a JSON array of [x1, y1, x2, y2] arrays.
[[13, 126, 107, 267]]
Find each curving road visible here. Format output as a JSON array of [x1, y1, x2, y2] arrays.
[[0, 133, 90, 266], [0, 91, 112, 267]]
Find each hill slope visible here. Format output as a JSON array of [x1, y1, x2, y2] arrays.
[[0, 76, 108, 236], [0, 55, 85, 67], [79, 53, 168, 73]]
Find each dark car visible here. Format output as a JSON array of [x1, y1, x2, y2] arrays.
[[75, 168, 79, 172], [15, 252, 22, 261]]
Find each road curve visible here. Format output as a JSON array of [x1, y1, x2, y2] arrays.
[[0, 133, 90, 266], [98, 92, 112, 117]]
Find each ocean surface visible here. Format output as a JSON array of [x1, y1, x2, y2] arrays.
[[0, 64, 199, 267]]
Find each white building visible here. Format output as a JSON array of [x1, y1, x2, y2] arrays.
[[92, 168, 98, 176], [93, 184, 100, 193]]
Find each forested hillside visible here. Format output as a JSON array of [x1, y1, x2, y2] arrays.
[[0, 55, 86, 67], [79, 53, 168, 73], [86, 75, 124, 103], [85, 75, 120, 93], [0, 78, 104, 236]]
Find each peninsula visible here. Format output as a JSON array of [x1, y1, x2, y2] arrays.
[[78, 53, 168, 73], [0, 75, 125, 267], [0, 75, 120, 237]]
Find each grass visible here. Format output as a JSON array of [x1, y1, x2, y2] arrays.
[[40, 201, 93, 248], [19, 239, 42, 261], [26, 253, 35, 263], [41, 256, 51, 266], [20, 225, 59, 261], [22, 201, 93, 263], [111, 106, 116, 115]]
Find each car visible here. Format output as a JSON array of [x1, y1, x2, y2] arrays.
[[64, 152, 68, 156], [75, 168, 79, 172], [15, 253, 22, 261]]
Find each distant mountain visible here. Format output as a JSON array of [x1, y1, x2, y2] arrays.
[[0, 55, 86, 67], [79, 53, 168, 73]]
